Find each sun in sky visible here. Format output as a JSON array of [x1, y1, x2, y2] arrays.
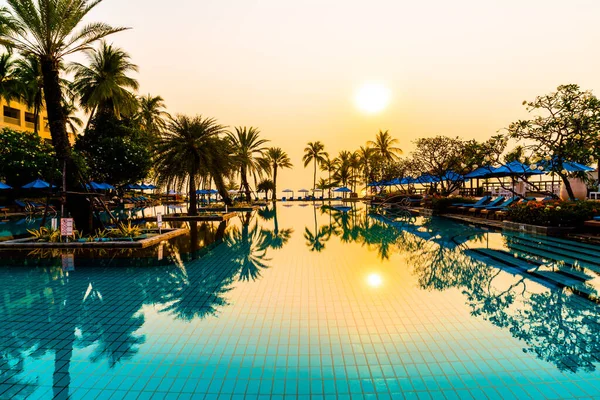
[[354, 83, 392, 114]]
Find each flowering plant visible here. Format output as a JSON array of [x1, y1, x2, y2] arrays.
[[508, 200, 598, 227]]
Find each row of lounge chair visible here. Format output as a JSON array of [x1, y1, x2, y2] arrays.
[[282, 196, 343, 201], [449, 195, 554, 219]]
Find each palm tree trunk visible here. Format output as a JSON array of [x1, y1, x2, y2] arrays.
[[313, 159, 317, 192], [272, 164, 278, 201], [188, 166, 197, 216], [212, 173, 232, 206], [241, 167, 252, 202]]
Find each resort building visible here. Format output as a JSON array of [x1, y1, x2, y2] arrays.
[[0, 99, 76, 143]]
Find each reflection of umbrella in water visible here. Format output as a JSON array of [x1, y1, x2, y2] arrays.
[[333, 187, 351, 193], [298, 189, 309, 193]]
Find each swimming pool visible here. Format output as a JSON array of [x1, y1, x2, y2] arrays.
[[0, 203, 598, 399]]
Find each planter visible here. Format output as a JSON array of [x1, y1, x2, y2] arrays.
[[560, 178, 587, 201]]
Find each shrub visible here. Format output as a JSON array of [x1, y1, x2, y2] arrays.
[[507, 200, 598, 227]]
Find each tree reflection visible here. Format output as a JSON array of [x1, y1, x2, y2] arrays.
[[0, 206, 295, 398]]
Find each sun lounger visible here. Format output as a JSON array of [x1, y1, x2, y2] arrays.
[[480, 197, 520, 219], [468, 196, 505, 215], [453, 195, 490, 208]]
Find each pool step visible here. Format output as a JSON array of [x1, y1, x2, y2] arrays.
[[469, 248, 599, 303], [504, 231, 600, 256], [504, 235, 600, 277]]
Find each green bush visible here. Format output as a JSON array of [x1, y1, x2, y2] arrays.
[[0, 128, 60, 186], [429, 196, 476, 213], [508, 200, 598, 227]]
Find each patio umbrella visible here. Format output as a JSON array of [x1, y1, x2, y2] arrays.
[[101, 183, 116, 190], [441, 171, 465, 182], [85, 181, 104, 190], [538, 159, 595, 173], [489, 161, 544, 177], [146, 184, 157, 189], [0, 182, 12, 190], [196, 189, 209, 195], [465, 166, 495, 179], [22, 179, 55, 189], [208, 189, 219, 194], [333, 187, 351, 193]]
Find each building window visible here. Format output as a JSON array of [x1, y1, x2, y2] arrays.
[[3, 106, 20, 125], [25, 112, 38, 130]]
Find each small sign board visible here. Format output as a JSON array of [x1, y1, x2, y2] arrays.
[[60, 218, 74, 237], [51, 217, 58, 231], [62, 253, 75, 272], [158, 243, 164, 261], [156, 213, 163, 227]]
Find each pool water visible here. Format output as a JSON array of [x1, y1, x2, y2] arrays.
[[0, 203, 599, 399]]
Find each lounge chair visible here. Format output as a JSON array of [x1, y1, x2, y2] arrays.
[[468, 196, 505, 215], [30, 201, 57, 214], [15, 200, 32, 213], [480, 197, 520, 219], [282, 197, 286, 201], [0, 206, 7, 218], [452, 195, 490, 208]]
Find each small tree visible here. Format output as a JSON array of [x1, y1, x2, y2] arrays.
[[76, 110, 152, 185], [507, 84, 600, 199], [411, 136, 465, 196]]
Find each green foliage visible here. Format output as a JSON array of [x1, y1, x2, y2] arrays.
[[28, 227, 61, 242], [76, 110, 152, 185], [111, 221, 143, 238], [429, 196, 475, 213], [508, 200, 598, 227], [0, 128, 60, 186]]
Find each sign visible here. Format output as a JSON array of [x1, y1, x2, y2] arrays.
[[60, 218, 74, 237], [62, 253, 75, 272], [51, 217, 58, 231], [157, 212, 163, 233], [157, 243, 164, 261]]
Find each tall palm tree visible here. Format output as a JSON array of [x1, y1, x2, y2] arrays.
[[303, 141, 328, 192], [136, 94, 169, 137], [227, 126, 269, 202], [368, 129, 402, 163], [70, 41, 139, 125], [0, 0, 128, 167], [263, 147, 292, 201], [154, 115, 232, 214], [0, 52, 19, 104], [62, 99, 83, 136], [333, 151, 353, 189], [356, 145, 376, 187]]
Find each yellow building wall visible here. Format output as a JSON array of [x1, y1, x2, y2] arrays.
[[0, 100, 76, 144]]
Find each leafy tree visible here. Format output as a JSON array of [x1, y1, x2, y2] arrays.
[[303, 141, 328, 192], [13, 54, 44, 133], [154, 115, 232, 213], [75, 110, 151, 185], [0, 127, 59, 186], [0, 0, 128, 171], [70, 41, 139, 123], [263, 147, 292, 201], [507, 84, 600, 199], [228, 126, 268, 202], [411, 136, 465, 195]]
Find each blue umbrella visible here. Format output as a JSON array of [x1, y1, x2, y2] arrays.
[[196, 189, 209, 195], [22, 179, 55, 189], [490, 161, 544, 177], [0, 182, 12, 190], [208, 189, 219, 194], [130, 183, 142, 190], [101, 183, 116, 190], [85, 181, 104, 190], [145, 184, 157, 189], [333, 187, 351, 193], [539, 159, 595, 173], [416, 174, 440, 184], [465, 166, 495, 179]]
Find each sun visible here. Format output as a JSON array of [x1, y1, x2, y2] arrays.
[[354, 83, 391, 114], [366, 273, 383, 288]]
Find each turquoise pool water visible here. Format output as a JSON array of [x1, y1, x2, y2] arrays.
[[0, 203, 599, 399]]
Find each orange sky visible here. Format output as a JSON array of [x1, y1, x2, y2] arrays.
[[88, 0, 600, 190]]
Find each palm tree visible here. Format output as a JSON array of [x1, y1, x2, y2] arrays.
[[227, 127, 269, 202], [13, 55, 43, 133], [70, 41, 139, 125], [303, 141, 328, 192], [368, 129, 402, 163], [356, 145, 377, 187], [263, 147, 292, 201], [154, 115, 232, 214], [0, 52, 19, 104], [0, 0, 128, 167], [320, 157, 337, 199], [62, 99, 83, 136], [136, 94, 169, 137]]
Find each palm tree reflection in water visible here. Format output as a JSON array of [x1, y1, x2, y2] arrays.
[[0, 208, 294, 398]]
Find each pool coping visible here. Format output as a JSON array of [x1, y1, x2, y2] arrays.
[[145, 212, 237, 222], [0, 228, 188, 249]]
